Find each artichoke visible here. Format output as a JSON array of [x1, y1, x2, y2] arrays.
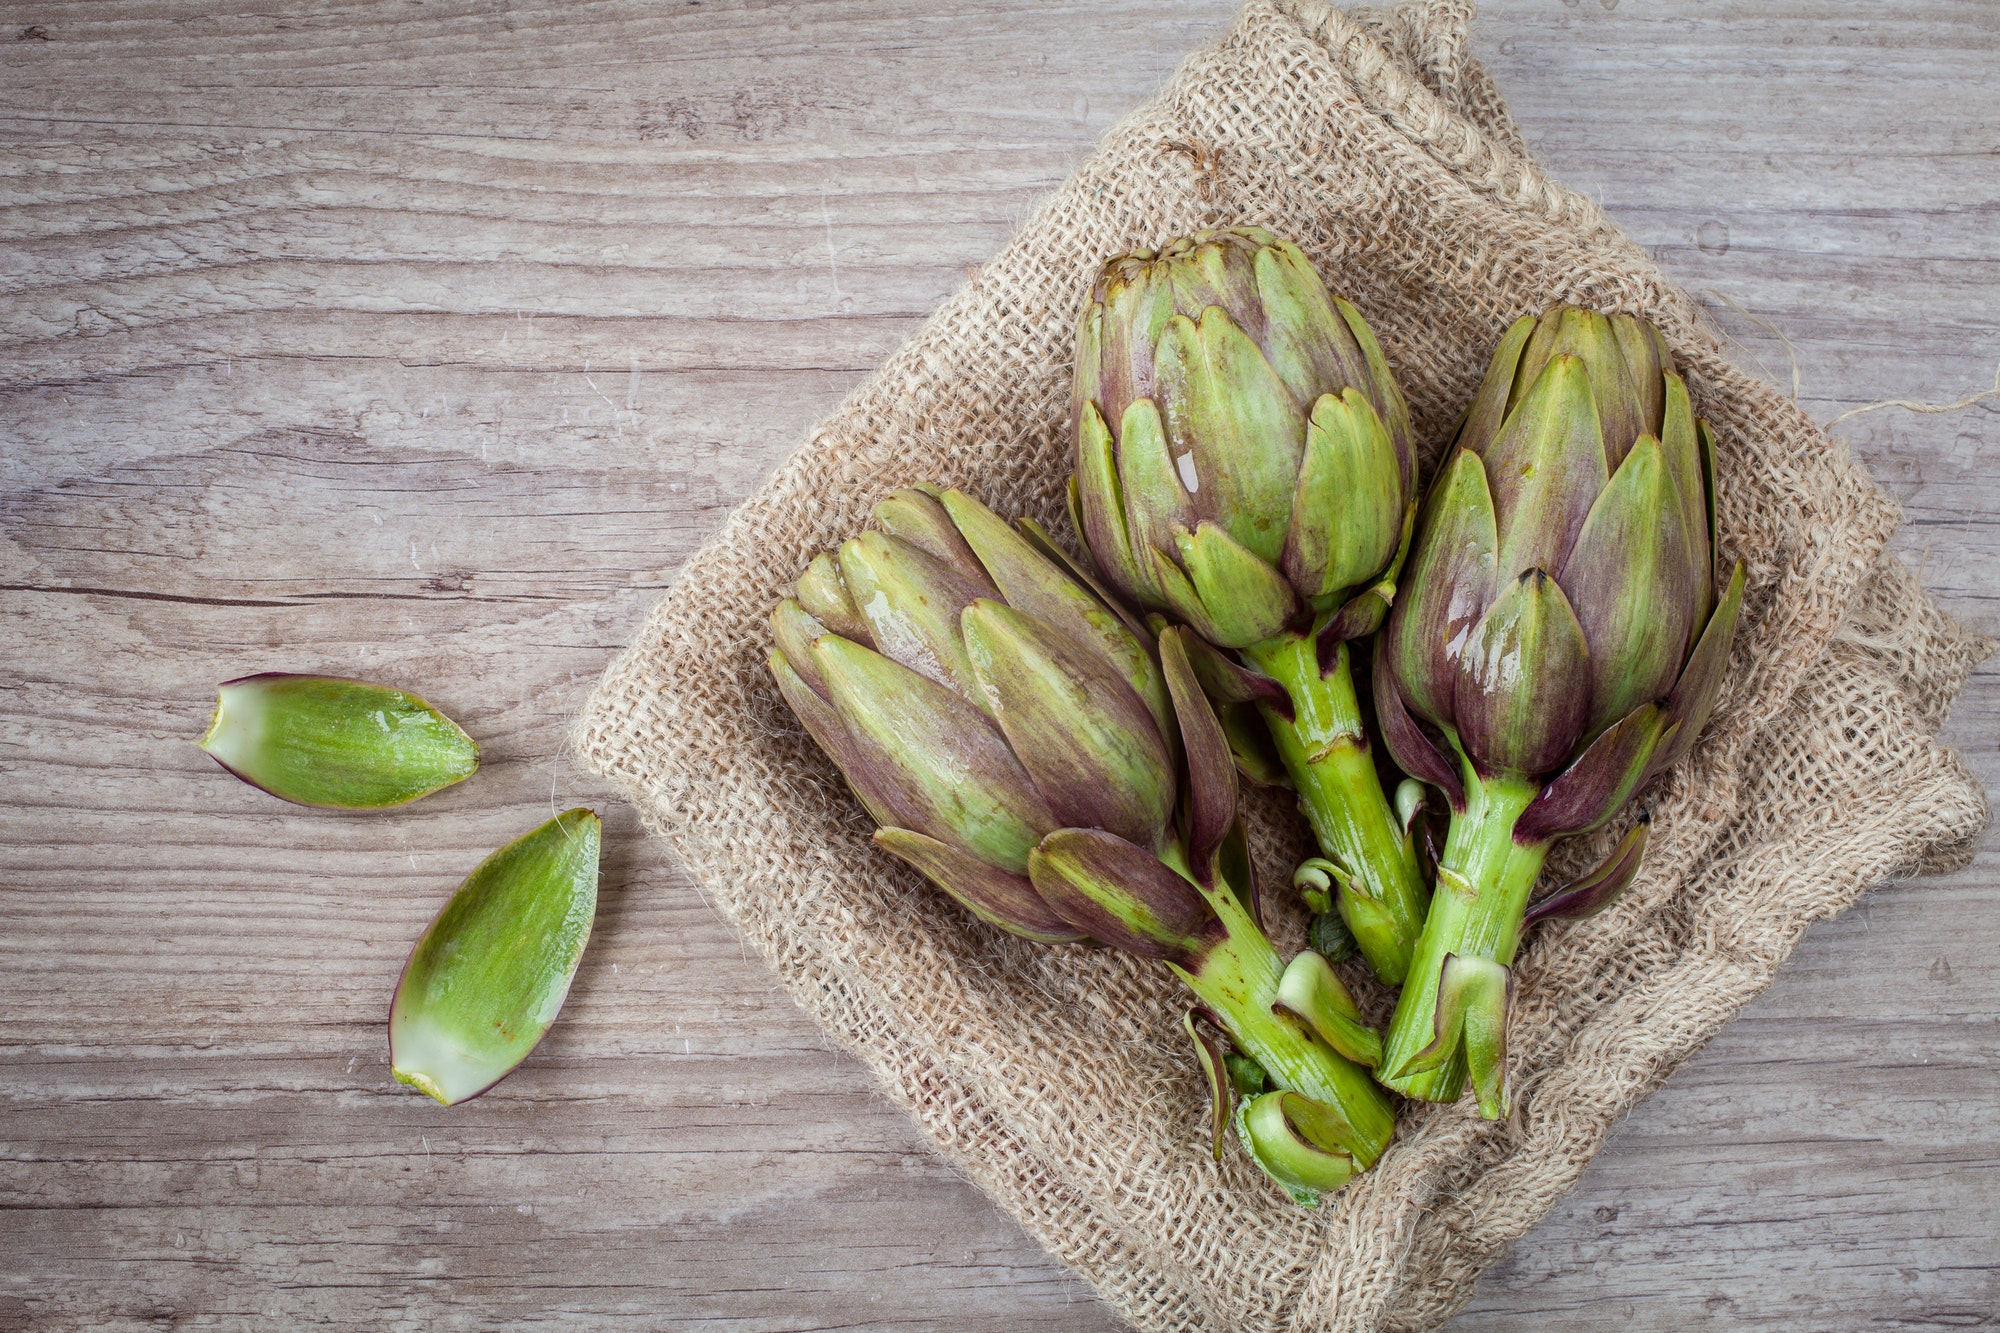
[[769, 485, 1394, 1200], [1068, 226, 1430, 985], [1373, 306, 1747, 1115]]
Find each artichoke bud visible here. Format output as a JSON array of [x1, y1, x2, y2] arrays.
[[1071, 227, 1417, 630], [1386, 305, 1740, 801]]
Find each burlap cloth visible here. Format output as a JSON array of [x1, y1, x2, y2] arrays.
[[575, 2, 1992, 1327]]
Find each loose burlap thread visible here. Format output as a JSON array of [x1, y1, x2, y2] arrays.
[[576, 3, 1992, 1328]]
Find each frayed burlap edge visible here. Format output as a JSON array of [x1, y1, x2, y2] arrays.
[[575, 4, 1992, 1329]]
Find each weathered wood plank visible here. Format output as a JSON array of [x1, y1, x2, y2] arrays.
[[1, 1, 1993, 1329]]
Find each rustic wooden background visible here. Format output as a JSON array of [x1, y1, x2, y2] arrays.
[[3, 1, 1994, 1328]]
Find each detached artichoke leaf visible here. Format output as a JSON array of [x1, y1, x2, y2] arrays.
[[1274, 949, 1383, 1069], [1524, 814, 1651, 927], [1183, 1010, 1233, 1162], [1027, 828, 1220, 961], [874, 827, 1088, 944], [390, 808, 601, 1106], [199, 673, 478, 810]]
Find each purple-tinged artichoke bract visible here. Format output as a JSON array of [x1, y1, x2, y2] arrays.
[[1068, 226, 1430, 987], [770, 485, 1394, 1202], [1375, 306, 1747, 1115]]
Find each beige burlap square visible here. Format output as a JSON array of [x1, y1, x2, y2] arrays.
[[576, 3, 1990, 1327]]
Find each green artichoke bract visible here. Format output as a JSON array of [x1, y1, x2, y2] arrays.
[[1068, 227, 1429, 985], [1374, 306, 1747, 1115], [770, 485, 1394, 1201], [199, 673, 478, 809], [391, 808, 601, 1105]]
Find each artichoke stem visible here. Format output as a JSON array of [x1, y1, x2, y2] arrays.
[[1377, 772, 1547, 1104], [1243, 634, 1430, 985], [1169, 871, 1396, 1166]]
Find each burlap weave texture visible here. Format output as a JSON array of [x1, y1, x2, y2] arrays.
[[576, 3, 1991, 1328]]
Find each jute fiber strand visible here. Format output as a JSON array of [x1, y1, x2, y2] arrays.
[[575, 2, 1991, 1327]]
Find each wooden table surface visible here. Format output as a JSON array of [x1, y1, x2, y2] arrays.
[[3, 2, 1994, 1328]]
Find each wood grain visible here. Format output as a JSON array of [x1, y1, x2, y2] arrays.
[[1, 1, 1993, 1328]]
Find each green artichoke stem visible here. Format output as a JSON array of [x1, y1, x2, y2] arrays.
[[1377, 771, 1547, 1102], [1166, 858, 1396, 1167], [1242, 634, 1430, 985]]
